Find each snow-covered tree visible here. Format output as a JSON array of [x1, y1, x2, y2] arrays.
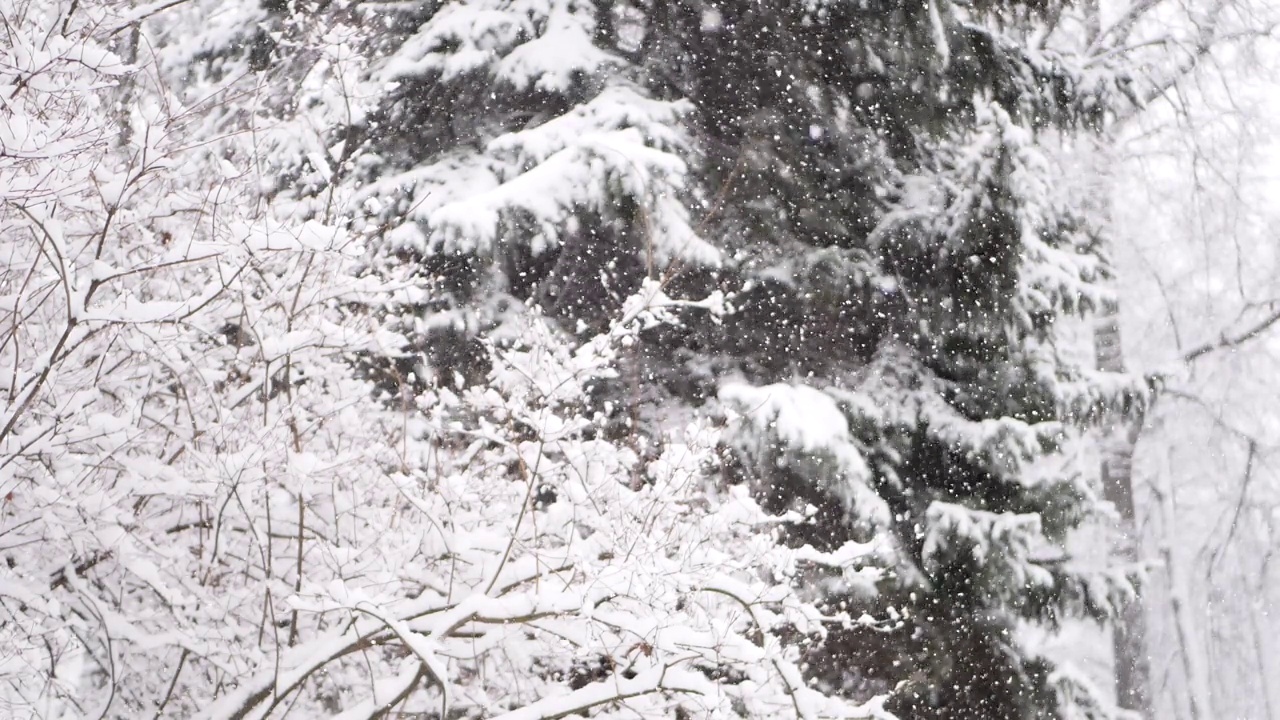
[[1103, 36, 1280, 720], [1038, 0, 1280, 715], [1, 1, 902, 717], [145, 0, 1165, 718]]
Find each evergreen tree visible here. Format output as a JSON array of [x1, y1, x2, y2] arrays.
[[650, 7, 1152, 716], [167, 0, 1155, 717]]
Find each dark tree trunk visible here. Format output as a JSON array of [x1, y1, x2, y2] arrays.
[[1094, 310, 1153, 719]]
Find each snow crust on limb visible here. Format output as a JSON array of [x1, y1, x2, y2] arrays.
[[720, 382, 891, 534], [356, 0, 720, 268]]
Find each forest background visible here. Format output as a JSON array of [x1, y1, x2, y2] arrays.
[[0, 0, 1278, 718]]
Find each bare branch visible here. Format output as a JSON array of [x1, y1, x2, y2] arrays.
[[1183, 305, 1280, 362]]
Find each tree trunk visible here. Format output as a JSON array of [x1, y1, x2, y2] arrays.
[[1094, 310, 1154, 718]]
